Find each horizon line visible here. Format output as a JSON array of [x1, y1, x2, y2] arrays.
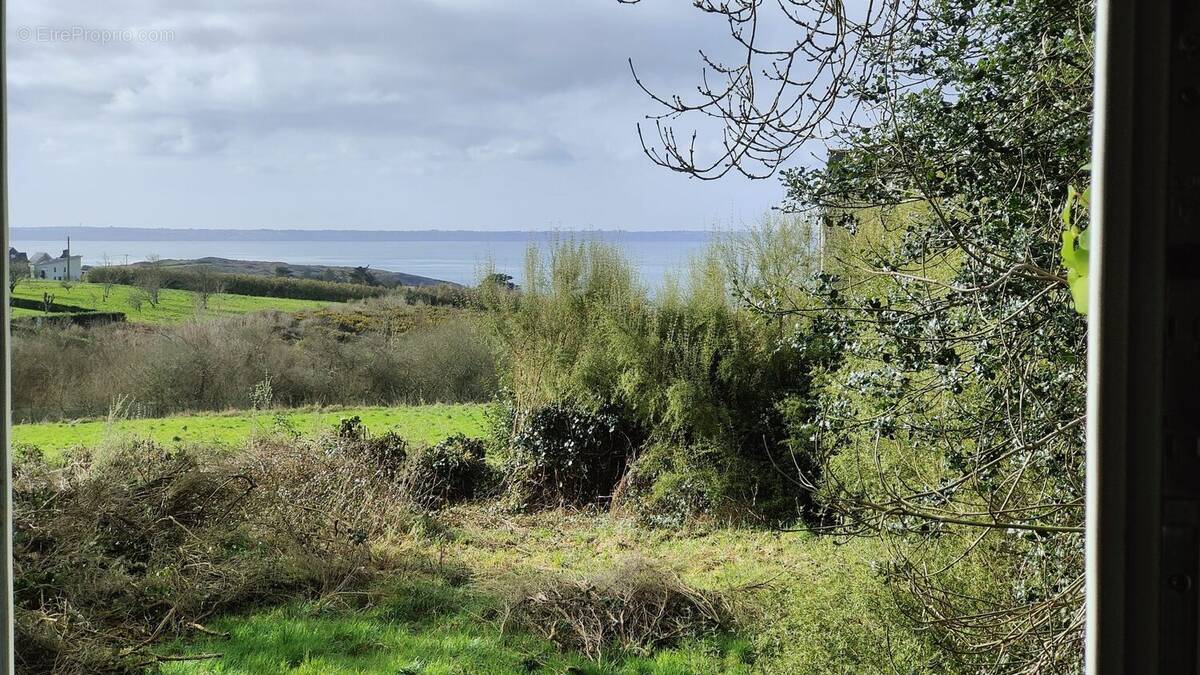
[[12, 225, 733, 233]]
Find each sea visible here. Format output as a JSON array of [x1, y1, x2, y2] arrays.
[[12, 230, 720, 288]]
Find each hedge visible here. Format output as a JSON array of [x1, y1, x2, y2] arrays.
[[11, 297, 93, 313], [13, 312, 126, 328], [86, 267, 389, 303]]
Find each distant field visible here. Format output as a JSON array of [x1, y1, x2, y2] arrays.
[[12, 280, 341, 324], [13, 403, 489, 460]]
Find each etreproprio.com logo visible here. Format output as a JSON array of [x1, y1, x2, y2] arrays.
[[15, 25, 175, 44]]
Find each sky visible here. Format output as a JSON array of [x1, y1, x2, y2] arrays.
[[6, 0, 800, 231]]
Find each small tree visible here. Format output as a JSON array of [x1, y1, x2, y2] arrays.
[[349, 266, 377, 286], [9, 259, 29, 295], [41, 292, 55, 314], [99, 255, 115, 302], [136, 256, 163, 308], [193, 265, 225, 310], [482, 272, 517, 291]]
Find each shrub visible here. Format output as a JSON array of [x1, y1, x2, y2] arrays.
[[12, 438, 419, 672], [616, 438, 809, 528], [11, 312, 497, 423], [403, 434, 493, 507], [486, 239, 828, 524], [495, 557, 736, 660], [335, 416, 411, 479], [502, 402, 642, 509]]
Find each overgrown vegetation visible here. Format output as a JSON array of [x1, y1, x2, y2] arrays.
[[496, 557, 736, 660], [14, 0, 1099, 670], [12, 308, 496, 423], [485, 238, 835, 527], [12, 427, 957, 673], [13, 437, 416, 672]]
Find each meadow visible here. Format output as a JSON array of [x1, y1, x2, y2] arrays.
[[161, 508, 931, 674], [12, 403, 489, 461], [12, 280, 340, 324]]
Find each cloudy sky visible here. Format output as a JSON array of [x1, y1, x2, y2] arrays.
[[6, 0, 798, 231]]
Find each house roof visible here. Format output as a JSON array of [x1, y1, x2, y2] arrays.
[[29, 253, 80, 267]]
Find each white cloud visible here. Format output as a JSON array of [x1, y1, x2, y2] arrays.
[[7, 0, 787, 230]]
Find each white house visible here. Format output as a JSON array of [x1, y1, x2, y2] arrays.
[[29, 250, 82, 281]]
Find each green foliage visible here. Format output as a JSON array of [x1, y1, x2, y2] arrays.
[[336, 415, 412, 479], [500, 401, 641, 508], [403, 434, 494, 507], [488, 238, 829, 524], [773, 0, 1093, 667], [1060, 178, 1092, 315]]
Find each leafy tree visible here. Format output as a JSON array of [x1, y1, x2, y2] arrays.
[[349, 265, 377, 286], [482, 272, 517, 291], [628, 0, 1093, 668]]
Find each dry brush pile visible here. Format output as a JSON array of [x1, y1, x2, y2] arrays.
[[494, 557, 739, 661], [12, 426, 490, 674]]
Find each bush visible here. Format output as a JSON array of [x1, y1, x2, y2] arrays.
[[501, 402, 642, 509], [486, 239, 829, 524], [336, 415, 411, 479], [11, 312, 497, 423], [495, 557, 736, 660], [12, 438, 419, 672], [403, 434, 493, 507]]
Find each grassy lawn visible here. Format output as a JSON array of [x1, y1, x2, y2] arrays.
[[160, 509, 942, 674], [13, 403, 489, 461], [12, 280, 341, 324], [159, 599, 751, 674]]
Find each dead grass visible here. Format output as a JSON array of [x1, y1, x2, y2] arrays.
[[12, 436, 422, 673], [494, 556, 739, 660]]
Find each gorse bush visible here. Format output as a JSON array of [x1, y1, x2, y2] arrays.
[[487, 238, 834, 524], [336, 415, 411, 479]]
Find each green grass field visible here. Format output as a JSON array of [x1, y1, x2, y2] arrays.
[[159, 509, 941, 674], [159, 599, 751, 674], [12, 280, 341, 324], [13, 404, 489, 461]]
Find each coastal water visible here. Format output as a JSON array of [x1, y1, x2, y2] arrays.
[[12, 232, 718, 287]]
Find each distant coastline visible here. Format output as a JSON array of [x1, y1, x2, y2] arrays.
[[11, 227, 718, 243], [11, 227, 718, 287]]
